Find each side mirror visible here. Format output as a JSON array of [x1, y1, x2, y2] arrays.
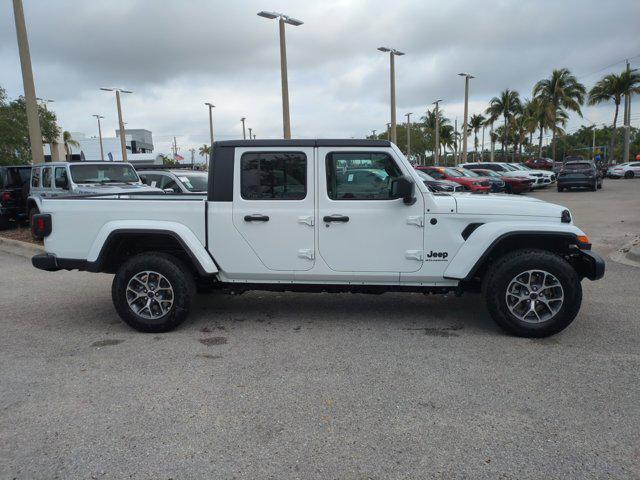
[[163, 188, 175, 194], [55, 176, 69, 190], [391, 175, 416, 205]]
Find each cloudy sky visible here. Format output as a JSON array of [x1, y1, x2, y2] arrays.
[[1, 0, 639, 157]]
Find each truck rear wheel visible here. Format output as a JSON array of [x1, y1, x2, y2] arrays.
[[112, 252, 196, 333], [483, 249, 582, 337]]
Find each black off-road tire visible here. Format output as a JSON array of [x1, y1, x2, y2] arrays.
[[482, 249, 582, 338], [557, 186, 564, 192], [112, 252, 196, 333]]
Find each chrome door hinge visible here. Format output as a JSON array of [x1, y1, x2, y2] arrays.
[[406, 216, 424, 227], [298, 249, 315, 260], [298, 215, 314, 227], [405, 250, 424, 261]]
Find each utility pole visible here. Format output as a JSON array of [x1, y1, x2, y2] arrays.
[[454, 118, 458, 164], [623, 60, 632, 163], [490, 122, 495, 162], [12, 0, 44, 164], [248, 127, 253, 139], [592, 125, 596, 160], [386, 123, 391, 140], [205, 102, 215, 146], [258, 11, 303, 139], [100, 87, 132, 161], [432, 99, 442, 166], [240, 117, 247, 139], [458, 73, 474, 163], [92, 114, 105, 160], [378, 47, 405, 144], [190, 148, 195, 170], [405, 112, 413, 159], [172, 136, 178, 158]]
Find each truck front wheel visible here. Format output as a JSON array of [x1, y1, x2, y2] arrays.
[[483, 249, 582, 337], [112, 252, 196, 333]]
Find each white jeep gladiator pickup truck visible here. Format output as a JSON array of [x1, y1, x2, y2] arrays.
[[31, 139, 604, 337]]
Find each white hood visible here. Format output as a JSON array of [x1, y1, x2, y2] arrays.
[[454, 193, 566, 219]]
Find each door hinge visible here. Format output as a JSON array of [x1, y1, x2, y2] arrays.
[[298, 249, 315, 260], [298, 215, 314, 227], [406, 216, 424, 227], [405, 250, 424, 261]]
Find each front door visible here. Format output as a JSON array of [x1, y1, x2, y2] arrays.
[[317, 149, 424, 273], [232, 147, 315, 271]]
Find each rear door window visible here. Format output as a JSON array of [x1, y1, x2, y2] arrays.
[[31, 167, 41, 188], [241, 152, 307, 200], [41, 167, 52, 188]]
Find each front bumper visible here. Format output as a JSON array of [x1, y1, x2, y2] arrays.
[[573, 249, 605, 281]]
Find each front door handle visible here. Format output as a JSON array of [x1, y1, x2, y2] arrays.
[[244, 214, 269, 222], [323, 214, 349, 223]]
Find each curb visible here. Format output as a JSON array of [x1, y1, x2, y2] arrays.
[[627, 246, 640, 263], [0, 236, 44, 259]]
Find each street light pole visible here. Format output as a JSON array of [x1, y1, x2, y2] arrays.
[[205, 102, 215, 146], [458, 72, 474, 164], [240, 117, 247, 139], [592, 125, 596, 160], [92, 114, 105, 160], [623, 60, 633, 163], [100, 87, 132, 161], [432, 99, 442, 166], [12, 0, 44, 164], [386, 122, 391, 140], [378, 47, 405, 144], [258, 11, 303, 139], [405, 112, 413, 159], [248, 127, 253, 139]]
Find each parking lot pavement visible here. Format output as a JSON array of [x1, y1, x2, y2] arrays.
[[1, 182, 639, 479]]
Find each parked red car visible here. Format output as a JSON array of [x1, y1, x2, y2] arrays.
[[469, 168, 534, 194], [417, 166, 491, 193], [525, 157, 554, 170]]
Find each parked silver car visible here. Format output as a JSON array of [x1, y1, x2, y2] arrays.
[[138, 169, 208, 193]]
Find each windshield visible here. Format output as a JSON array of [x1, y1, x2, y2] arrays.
[[509, 164, 528, 171], [458, 169, 480, 178], [70, 164, 140, 184], [415, 170, 435, 181], [443, 168, 464, 177], [502, 164, 519, 171], [176, 173, 208, 192], [477, 170, 499, 178]]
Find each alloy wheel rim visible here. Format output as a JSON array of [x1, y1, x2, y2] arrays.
[[126, 271, 174, 320], [505, 269, 564, 324]]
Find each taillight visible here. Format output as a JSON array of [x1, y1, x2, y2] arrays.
[[1, 191, 11, 202], [31, 213, 52, 239]]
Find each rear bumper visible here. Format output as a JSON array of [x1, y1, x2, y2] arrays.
[[32, 253, 91, 272], [557, 178, 596, 188], [574, 249, 605, 281]]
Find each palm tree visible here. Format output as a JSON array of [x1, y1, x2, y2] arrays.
[[485, 89, 521, 160], [198, 144, 210, 157], [533, 68, 586, 160], [439, 124, 455, 165], [63, 131, 80, 161], [588, 69, 640, 161], [468, 114, 485, 160]]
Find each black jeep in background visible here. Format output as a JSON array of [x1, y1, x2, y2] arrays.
[[557, 161, 603, 192], [0, 165, 32, 229]]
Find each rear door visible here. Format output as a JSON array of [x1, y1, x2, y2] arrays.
[[317, 148, 424, 273], [231, 147, 315, 271]]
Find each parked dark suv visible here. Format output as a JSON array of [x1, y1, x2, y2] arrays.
[[557, 161, 603, 192], [0, 165, 32, 229]]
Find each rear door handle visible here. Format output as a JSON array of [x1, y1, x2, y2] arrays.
[[244, 214, 269, 222], [323, 215, 349, 223]]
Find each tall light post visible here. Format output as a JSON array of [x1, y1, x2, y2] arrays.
[[240, 117, 247, 139], [386, 122, 391, 140], [458, 72, 474, 163], [378, 47, 405, 144], [248, 127, 253, 139], [405, 112, 413, 159], [432, 99, 442, 166], [258, 11, 303, 139], [12, 0, 44, 164], [205, 102, 215, 146], [100, 87, 132, 161], [92, 114, 105, 160]]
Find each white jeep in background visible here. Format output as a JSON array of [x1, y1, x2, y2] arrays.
[[27, 161, 161, 223], [31, 140, 604, 338]]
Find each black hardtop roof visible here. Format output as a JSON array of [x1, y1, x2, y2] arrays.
[[213, 139, 392, 148]]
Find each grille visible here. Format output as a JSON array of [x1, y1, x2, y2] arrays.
[[480, 181, 490, 187]]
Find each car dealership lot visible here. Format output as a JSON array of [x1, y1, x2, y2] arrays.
[[1, 182, 639, 479]]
